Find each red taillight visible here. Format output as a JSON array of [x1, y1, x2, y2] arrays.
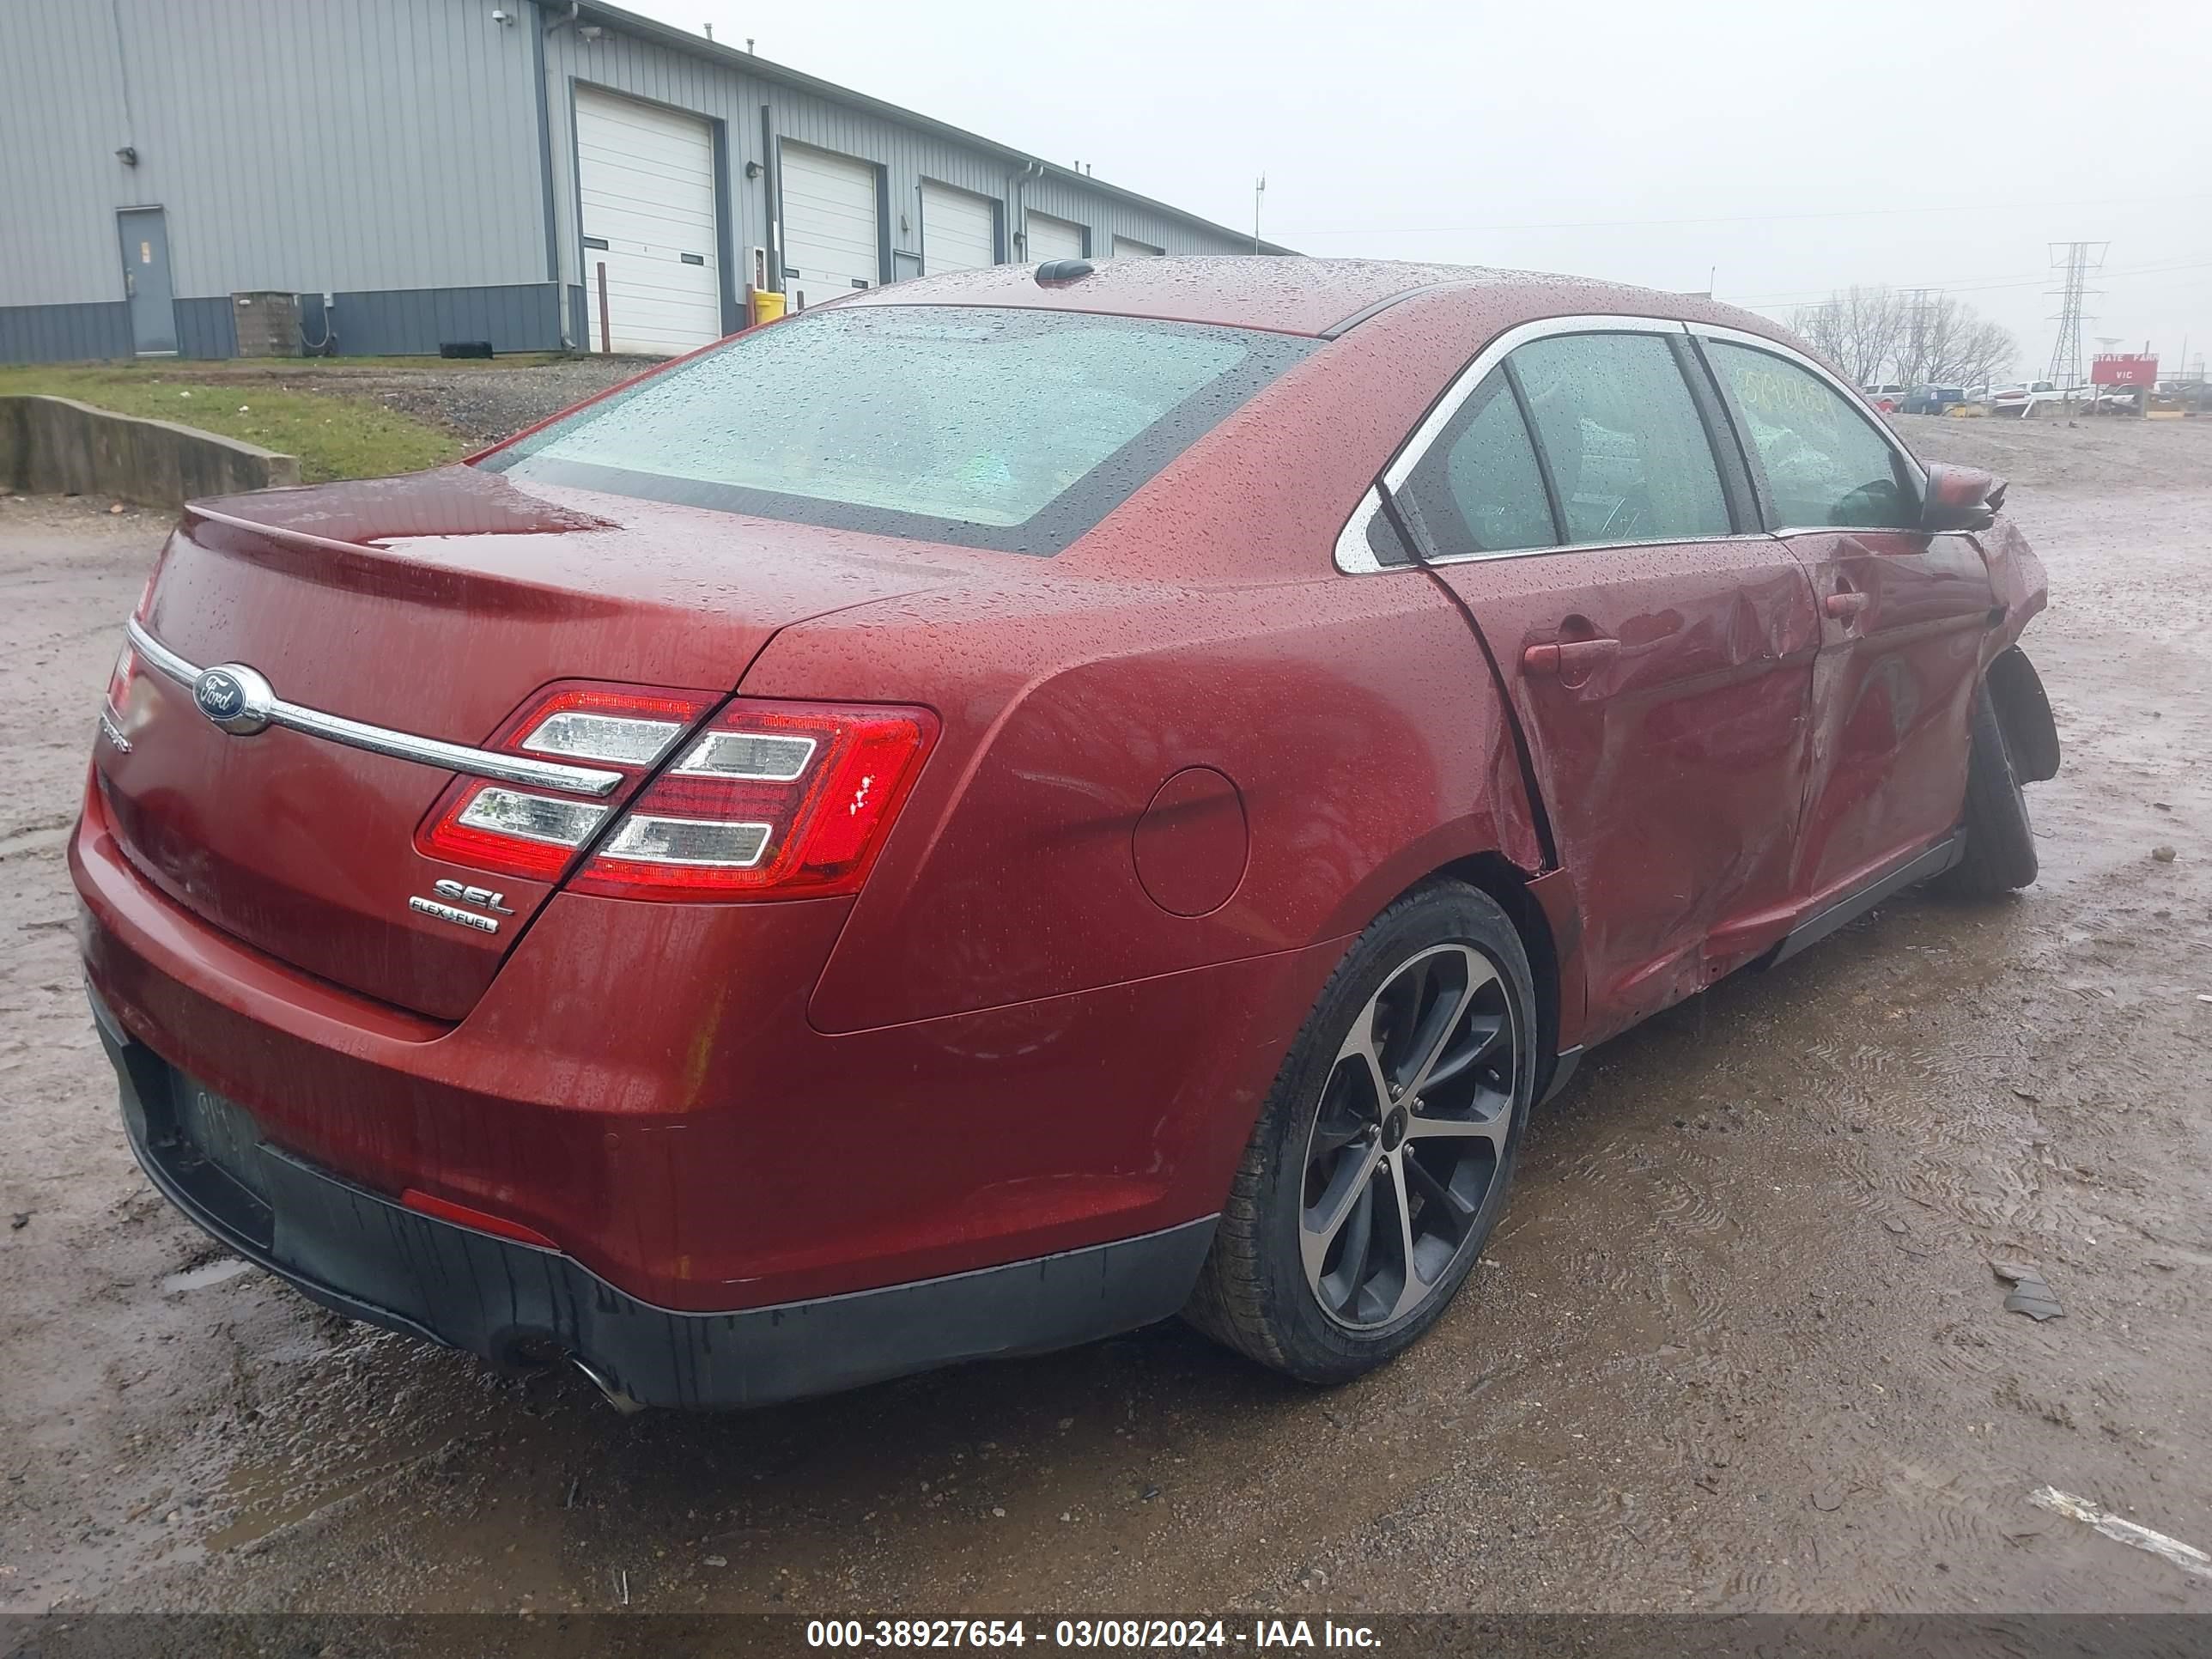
[[568, 700, 938, 902], [416, 686, 938, 903], [416, 683, 716, 882], [100, 540, 168, 732], [104, 641, 138, 719], [131, 538, 169, 623]]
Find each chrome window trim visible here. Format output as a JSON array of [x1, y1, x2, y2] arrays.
[[1334, 314, 1692, 574], [1342, 520, 1782, 575], [1333, 312, 1926, 575], [1336, 490, 1390, 575], [1770, 525, 1911, 538], [125, 618, 625, 798]]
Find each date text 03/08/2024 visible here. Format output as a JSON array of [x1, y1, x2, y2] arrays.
[[804, 1620, 1382, 1650]]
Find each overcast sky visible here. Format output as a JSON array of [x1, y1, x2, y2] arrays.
[[629, 0, 2208, 381]]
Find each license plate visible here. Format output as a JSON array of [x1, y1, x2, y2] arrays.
[[172, 1077, 271, 1202]]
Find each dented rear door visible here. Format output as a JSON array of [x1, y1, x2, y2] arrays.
[[1376, 331, 1820, 1042]]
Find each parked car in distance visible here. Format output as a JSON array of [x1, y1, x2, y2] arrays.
[[1861, 382, 1907, 413], [1990, 380, 2060, 416], [2087, 384, 2144, 415], [1902, 384, 1972, 415], [75, 258, 2061, 1410]]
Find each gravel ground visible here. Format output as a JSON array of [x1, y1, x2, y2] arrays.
[[1, 417, 2209, 1619], [1890, 410, 2212, 492], [348, 358, 658, 444]]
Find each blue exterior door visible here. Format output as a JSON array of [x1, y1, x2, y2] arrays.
[[116, 208, 178, 356]]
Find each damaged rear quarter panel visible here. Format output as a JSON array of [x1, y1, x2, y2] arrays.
[[744, 568, 1543, 1035]]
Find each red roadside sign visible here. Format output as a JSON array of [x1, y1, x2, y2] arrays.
[[2091, 353, 2159, 386]]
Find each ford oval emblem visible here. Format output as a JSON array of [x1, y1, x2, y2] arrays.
[[191, 663, 275, 735], [194, 670, 243, 719]]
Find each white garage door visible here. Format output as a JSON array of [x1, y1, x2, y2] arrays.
[[921, 181, 998, 274], [574, 87, 723, 356], [781, 143, 880, 309], [1114, 235, 1165, 258], [1025, 212, 1086, 263]]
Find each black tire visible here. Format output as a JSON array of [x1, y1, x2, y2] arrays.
[[1183, 881, 1536, 1384], [1942, 678, 2039, 896]]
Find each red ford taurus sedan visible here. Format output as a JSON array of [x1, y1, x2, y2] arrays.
[[73, 258, 2058, 1407]]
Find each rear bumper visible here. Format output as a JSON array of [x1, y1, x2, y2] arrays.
[[94, 988, 1215, 1408], [73, 769, 1339, 1335]]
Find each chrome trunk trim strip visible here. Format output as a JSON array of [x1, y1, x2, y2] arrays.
[[125, 618, 625, 797]]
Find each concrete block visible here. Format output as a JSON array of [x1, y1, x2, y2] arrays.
[[0, 394, 301, 508]]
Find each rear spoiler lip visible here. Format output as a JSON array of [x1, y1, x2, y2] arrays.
[[185, 501, 380, 558], [172, 496, 631, 622]]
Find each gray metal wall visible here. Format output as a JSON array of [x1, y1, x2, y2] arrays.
[[0, 0, 551, 334], [0, 304, 133, 366], [541, 18, 1262, 341], [1, 0, 1269, 362]]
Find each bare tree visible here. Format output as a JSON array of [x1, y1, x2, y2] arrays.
[[1792, 285, 1905, 386], [1790, 284, 2016, 388], [1919, 295, 2016, 387]]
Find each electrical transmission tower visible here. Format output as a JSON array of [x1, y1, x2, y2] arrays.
[[2045, 241, 2107, 389]]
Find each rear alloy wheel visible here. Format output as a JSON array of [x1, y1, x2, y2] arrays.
[[1302, 944, 1516, 1328], [1184, 884, 1534, 1383]]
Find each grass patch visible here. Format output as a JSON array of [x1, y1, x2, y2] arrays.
[[102, 353, 576, 375], [0, 363, 464, 483]]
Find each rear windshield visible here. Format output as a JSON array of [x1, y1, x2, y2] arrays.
[[482, 305, 1316, 555]]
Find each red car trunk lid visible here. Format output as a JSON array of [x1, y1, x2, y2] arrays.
[[96, 466, 957, 1020]]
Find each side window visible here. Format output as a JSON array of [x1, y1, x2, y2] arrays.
[[1382, 368, 1556, 562], [1703, 341, 1915, 529], [1507, 332, 1734, 544]]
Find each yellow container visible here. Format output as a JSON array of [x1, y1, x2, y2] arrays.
[[748, 287, 787, 327]]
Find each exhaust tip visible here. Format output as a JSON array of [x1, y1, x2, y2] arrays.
[[570, 1353, 649, 1415]]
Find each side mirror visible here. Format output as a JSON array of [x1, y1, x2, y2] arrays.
[[1920, 462, 2004, 533]]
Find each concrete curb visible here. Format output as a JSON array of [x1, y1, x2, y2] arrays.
[[1, 393, 301, 508]]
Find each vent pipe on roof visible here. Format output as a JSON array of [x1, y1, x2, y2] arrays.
[[1006, 159, 1045, 260]]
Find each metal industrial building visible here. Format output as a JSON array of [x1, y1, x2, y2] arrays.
[[0, 0, 1288, 364]]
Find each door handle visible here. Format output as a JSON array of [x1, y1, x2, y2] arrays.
[[1523, 637, 1620, 678], [1824, 591, 1869, 620]]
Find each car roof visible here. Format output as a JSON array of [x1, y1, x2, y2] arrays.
[[834, 256, 1778, 340]]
